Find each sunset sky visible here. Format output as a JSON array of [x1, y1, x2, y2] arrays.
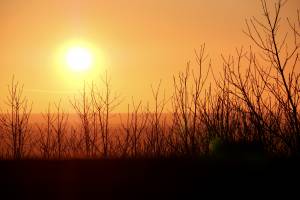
[[0, 0, 299, 112]]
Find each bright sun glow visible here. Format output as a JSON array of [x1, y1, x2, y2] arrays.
[[66, 47, 92, 72]]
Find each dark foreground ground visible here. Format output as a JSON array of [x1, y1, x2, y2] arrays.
[[0, 157, 300, 199]]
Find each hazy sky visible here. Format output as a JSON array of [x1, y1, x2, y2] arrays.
[[0, 0, 299, 112]]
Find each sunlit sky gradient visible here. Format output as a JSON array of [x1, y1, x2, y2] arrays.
[[0, 0, 299, 112]]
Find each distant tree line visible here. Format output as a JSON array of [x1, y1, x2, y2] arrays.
[[0, 0, 299, 159]]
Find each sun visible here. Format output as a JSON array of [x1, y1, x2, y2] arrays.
[[66, 47, 92, 72]]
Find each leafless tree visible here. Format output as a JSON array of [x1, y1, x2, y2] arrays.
[[71, 82, 96, 157], [92, 72, 120, 158], [0, 77, 32, 160], [144, 81, 168, 157]]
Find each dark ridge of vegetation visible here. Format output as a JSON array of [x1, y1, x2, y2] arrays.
[[0, 158, 299, 199], [0, 0, 300, 160]]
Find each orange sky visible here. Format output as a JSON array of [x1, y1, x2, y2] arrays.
[[0, 0, 299, 112]]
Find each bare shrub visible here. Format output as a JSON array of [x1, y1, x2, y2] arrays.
[[37, 103, 55, 159], [218, 0, 300, 154], [117, 99, 149, 158], [52, 100, 68, 159], [170, 45, 210, 156]]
